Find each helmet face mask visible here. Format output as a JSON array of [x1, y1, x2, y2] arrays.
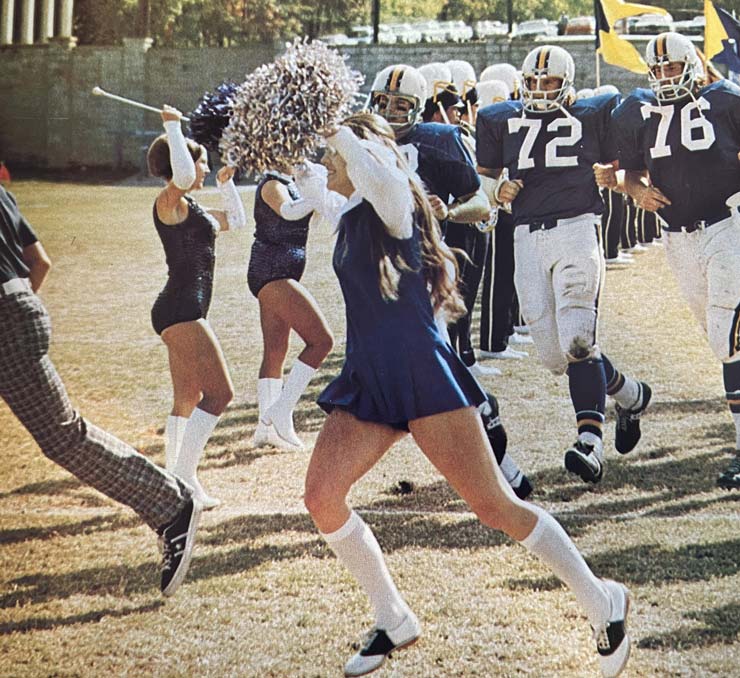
[[521, 46, 575, 113], [646, 32, 699, 102], [370, 65, 426, 136]]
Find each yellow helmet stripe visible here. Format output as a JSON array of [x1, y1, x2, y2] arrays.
[[656, 35, 667, 58], [388, 67, 404, 92], [537, 48, 550, 70]]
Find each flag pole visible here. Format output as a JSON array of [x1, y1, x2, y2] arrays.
[[596, 51, 601, 88]]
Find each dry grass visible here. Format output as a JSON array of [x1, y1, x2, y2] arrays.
[[1, 180, 739, 678]]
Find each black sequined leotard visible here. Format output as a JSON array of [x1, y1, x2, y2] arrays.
[[247, 173, 311, 298], [151, 195, 219, 335]]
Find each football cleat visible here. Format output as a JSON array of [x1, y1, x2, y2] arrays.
[[717, 453, 740, 490], [614, 382, 652, 454], [564, 439, 604, 484]]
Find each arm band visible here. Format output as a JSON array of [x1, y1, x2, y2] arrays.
[[163, 120, 196, 190], [447, 186, 491, 224], [328, 127, 413, 239], [217, 178, 246, 230]]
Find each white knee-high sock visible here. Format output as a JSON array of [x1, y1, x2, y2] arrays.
[[174, 407, 220, 481], [264, 360, 316, 446], [731, 411, 740, 449], [258, 378, 283, 415], [322, 511, 410, 630], [270, 360, 315, 417], [164, 415, 188, 472], [520, 504, 610, 627]]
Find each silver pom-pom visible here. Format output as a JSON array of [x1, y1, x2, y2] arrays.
[[220, 39, 363, 176]]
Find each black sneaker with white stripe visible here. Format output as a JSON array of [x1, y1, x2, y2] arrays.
[[564, 439, 604, 484], [158, 497, 202, 596], [718, 453, 740, 490], [614, 382, 652, 454]]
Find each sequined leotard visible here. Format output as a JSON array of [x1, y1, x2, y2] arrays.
[[247, 173, 311, 298], [151, 196, 219, 335]]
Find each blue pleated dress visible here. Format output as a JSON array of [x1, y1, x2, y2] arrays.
[[317, 198, 486, 430]]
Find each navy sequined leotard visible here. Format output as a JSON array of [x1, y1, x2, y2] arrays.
[[247, 173, 311, 298], [151, 195, 219, 335]]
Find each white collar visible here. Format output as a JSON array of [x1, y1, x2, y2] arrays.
[[339, 190, 363, 216]]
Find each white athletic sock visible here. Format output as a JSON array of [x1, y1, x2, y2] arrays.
[[322, 511, 410, 630], [164, 415, 188, 472], [611, 376, 642, 411], [578, 431, 604, 459], [500, 453, 522, 486], [520, 505, 610, 627], [264, 360, 316, 447], [174, 407, 219, 481]]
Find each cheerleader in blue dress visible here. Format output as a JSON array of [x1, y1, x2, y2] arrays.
[[304, 113, 631, 678]]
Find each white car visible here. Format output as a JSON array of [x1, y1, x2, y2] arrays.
[[441, 20, 474, 42], [418, 20, 449, 43], [386, 22, 423, 44], [473, 20, 508, 39], [318, 33, 357, 46], [513, 19, 558, 39]]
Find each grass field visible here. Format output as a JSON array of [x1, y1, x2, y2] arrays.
[[1, 180, 738, 678]]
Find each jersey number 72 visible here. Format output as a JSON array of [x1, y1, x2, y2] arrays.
[[507, 117, 583, 170]]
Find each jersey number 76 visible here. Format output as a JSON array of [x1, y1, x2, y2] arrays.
[[640, 98, 716, 159]]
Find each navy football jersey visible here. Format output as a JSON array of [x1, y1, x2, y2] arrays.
[[399, 122, 481, 203], [611, 81, 740, 228], [476, 93, 619, 225]]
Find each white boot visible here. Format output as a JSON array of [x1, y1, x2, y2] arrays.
[[251, 378, 282, 447], [174, 407, 222, 509], [263, 360, 316, 450], [164, 415, 188, 471]]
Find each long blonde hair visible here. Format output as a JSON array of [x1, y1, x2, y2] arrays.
[[341, 112, 466, 321]]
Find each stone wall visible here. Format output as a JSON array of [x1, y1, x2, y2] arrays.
[[0, 36, 675, 171]]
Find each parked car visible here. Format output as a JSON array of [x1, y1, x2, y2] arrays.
[[565, 16, 596, 35], [473, 20, 508, 39], [386, 22, 423, 44], [440, 20, 474, 42], [672, 15, 705, 36], [318, 33, 357, 46], [349, 25, 397, 44], [626, 12, 673, 35], [513, 19, 558, 39], [418, 20, 449, 43]]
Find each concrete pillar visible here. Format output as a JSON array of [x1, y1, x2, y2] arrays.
[[1, 0, 15, 45], [59, 0, 72, 37], [39, 0, 53, 41], [20, 0, 34, 45]]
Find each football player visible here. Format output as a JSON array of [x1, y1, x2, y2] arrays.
[[370, 64, 495, 378], [476, 45, 652, 485], [606, 32, 740, 490]]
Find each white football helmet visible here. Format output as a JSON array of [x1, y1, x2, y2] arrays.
[[575, 87, 594, 100], [480, 63, 519, 98], [594, 84, 620, 96], [521, 45, 575, 113], [418, 62, 453, 94], [477, 80, 510, 107], [370, 64, 427, 136], [446, 60, 477, 92], [645, 32, 700, 102]]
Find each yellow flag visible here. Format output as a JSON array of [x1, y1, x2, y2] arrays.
[[597, 29, 650, 73], [704, 0, 730, 60]]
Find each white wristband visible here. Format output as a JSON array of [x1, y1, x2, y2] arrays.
[[217, 178, 246, 230], [163, 120, 196, 190]]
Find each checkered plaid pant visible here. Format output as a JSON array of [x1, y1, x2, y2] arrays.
[[0, 290, 190, 531]]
